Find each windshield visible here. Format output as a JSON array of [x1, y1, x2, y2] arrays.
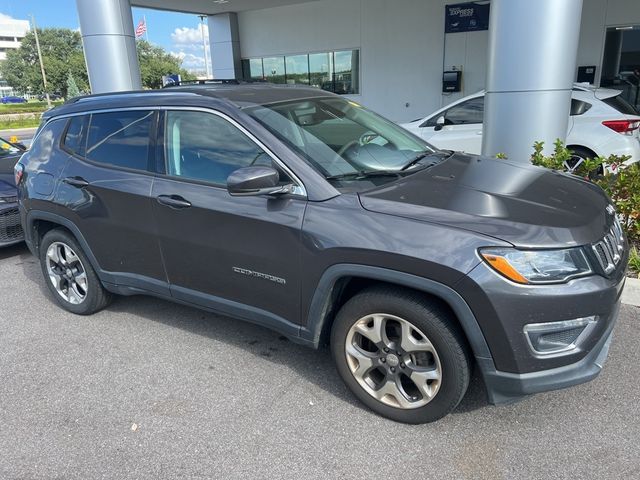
[[245, 97, 435, 180]]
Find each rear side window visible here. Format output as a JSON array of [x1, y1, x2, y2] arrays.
[[85, 111, 154, 171], [602, 95, 639, 115], [63, 115, 88, 157], [570, 99, 592, 116]]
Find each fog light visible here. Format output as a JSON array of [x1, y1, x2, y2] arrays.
[[524, 317, 596, 356]]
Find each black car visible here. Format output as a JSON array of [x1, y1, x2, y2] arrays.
[[16, 84, 627, 423], [0, 137, 26, 246]]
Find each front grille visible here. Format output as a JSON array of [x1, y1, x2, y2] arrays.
[[592, 217, 624, 274], [0, 207, 23, 242]]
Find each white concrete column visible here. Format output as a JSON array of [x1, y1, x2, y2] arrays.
[[208, 13, 242, 80], [76, 0, 142, 93], [482, 0, 583, 161]]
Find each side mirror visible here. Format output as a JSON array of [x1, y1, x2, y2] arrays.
[[227, 166, 293, 196], [434, 115, 445, 131]]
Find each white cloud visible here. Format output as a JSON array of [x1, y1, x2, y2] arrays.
[[171, 51, 206, 70], [171, 25, 208, 47], [170, 23, 210, 75]]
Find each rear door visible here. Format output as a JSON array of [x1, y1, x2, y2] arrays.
[[56, 110, 167, 294], [151, 108, 306, 324], [419, 96, 484, 154]]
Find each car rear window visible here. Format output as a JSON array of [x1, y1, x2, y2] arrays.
[[602, 94, 639, 115]]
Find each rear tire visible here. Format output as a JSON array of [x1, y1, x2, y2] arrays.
[[331, 286, 471, 424], [39, 228, 112, 315]]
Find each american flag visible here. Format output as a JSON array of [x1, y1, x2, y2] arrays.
[[135, 19, 147, 38]]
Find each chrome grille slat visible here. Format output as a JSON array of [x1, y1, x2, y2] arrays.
[[592, 216, 625, 275]]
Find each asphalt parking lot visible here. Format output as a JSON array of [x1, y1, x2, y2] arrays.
[[1, 242, 639, 480]]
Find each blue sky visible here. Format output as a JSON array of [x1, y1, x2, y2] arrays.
[[0, 0, 209, 72]]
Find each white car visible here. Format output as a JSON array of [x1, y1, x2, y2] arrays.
[[401, 84, 640, 164]]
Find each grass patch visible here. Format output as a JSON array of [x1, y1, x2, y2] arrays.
[[628, 246, 640, 278], [0, 117, 42, 129], [0, 101, 64, 115]]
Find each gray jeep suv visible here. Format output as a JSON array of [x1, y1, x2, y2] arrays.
[[16, 83, 627, 423]]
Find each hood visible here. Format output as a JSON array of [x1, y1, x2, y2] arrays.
[[359, 153, 612, 248]]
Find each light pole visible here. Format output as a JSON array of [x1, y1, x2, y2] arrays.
[[198, 15, 210, 78], [31, 15, 51, 109]]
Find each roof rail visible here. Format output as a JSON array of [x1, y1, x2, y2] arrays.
[[162, 78, 267, 88]]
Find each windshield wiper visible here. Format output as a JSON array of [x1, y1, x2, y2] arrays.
[[400, 150, 454, 171], [325, 170, 403, 181]]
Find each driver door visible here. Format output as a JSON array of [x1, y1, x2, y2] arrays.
[[151, 109, 307, 324], [419, 96, 485, 154]]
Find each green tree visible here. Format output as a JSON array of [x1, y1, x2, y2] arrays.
[[136, 40, 196, 89], [1, 30, 195, 95], [66, 72, 81, 98], [0, 28, 89, 97]]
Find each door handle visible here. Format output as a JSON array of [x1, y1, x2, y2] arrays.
[[156, 194, 192, 209], [63, 176, 89, 188], [476, 130, 483, 135]]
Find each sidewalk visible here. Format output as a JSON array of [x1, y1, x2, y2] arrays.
[[622, 276, 640, 307]]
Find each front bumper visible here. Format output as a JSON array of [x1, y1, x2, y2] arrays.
[[0, 203, 24, 247], [456, 254, 626, 404], [479, 299, 619, 404]]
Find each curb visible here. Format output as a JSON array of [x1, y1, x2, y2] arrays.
[[621, 276, 640, 307]]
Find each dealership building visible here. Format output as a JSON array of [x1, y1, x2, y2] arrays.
[[78, 0, 639, 159]]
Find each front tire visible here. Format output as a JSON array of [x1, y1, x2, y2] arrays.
[[39, 228, 112, 315], [331, 286, 471, 424]]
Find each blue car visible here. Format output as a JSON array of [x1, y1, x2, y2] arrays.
[[0, 96, 27, 104], [0, 137, 26, 246]]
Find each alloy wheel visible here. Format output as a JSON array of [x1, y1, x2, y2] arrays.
[[344, 313, 442, 409], [45, 241, 89, 305]]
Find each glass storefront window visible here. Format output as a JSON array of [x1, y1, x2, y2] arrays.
[[262, 56, 286, 84], [249, 58, 264, 80], [285, 54, 310, 85], [309, 52, 333, 92], [333, 50, 360, 94], [242, 49, 360, 95]]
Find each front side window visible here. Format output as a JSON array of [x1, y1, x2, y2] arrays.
[[85, 111, 154, 171], [443, 97, 484, 125], [164, 111, 278, 186], [246, 97, 433, 180]]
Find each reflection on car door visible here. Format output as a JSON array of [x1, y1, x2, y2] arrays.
[[151, 109, 307, 327], [420, 96, 484, 154]]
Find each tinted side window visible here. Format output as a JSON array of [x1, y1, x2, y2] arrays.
[[444, 97, 484, 125], [85, 111, 154, 171], [164, 111, 276, 186], [570, 99, 592, 116], [63, 115, 88, 156]]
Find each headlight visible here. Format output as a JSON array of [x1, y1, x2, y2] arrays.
[[480, 247, 592, 284]]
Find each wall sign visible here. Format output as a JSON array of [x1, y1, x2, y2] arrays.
[[445, 2, 490, 33]]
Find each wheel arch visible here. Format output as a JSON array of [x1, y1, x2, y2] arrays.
[[26, 211, 103, 275], [566, 144, 598, 159], [302, 264, 494, 364]]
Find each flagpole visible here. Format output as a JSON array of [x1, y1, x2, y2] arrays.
[[144, 15, 148, 41]]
